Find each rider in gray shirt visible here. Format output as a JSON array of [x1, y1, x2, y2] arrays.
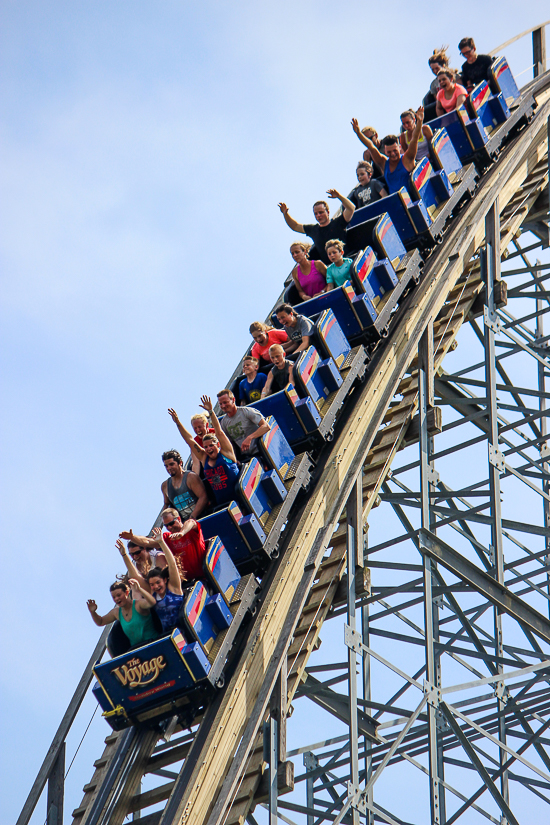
[[275, 303, 314, 358], [217, 390, 270, 457]]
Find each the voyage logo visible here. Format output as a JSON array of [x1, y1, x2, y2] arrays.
[[112, 655, 167, 689]]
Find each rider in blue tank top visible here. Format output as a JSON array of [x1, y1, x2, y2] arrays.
[[384, 157, 411, 193], [351, 106, 427, 195], [168, 396, 241, 507]]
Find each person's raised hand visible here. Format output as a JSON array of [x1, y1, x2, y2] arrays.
[[128, 578, 140, 591], [199, 395, 213, 412], [115, 539, 126, 555], [151, 526, 162, 545], [415, 105, 424, 123], [278, 202, 289, 215], [326, 188, 340, 200], [87, 599, 98, 614], [351, 118, 361, 135], [168, 408, 180, 424], [119, 530, 134, 541]]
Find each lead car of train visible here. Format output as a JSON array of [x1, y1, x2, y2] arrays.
[[92, 58, 535, 730]]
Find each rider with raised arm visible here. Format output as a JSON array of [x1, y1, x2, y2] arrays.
[[136, 527, 186, 634], [87, 573, 157, 649], [190, 413, 215, 474], [278, 190, 355, 266], [168, 398, 241, 506], [120, 538, 166, 581], [351, 107, 425, 194], [120, 507, 206, 584]]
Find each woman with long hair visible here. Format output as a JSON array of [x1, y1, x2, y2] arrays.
[[423, 47, 459, 121], [436, 70, 468, 116], [249, 321, 288, 369], [399, 110, 433, 162], [86, 577, 157, 649], [123, 539, 166, 579], [138, 527, 185, 635], [289, 241, 327, 302]]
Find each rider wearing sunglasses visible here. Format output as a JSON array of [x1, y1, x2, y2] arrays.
[[458, 37, 494, 92], [119, 507, 207, 585]]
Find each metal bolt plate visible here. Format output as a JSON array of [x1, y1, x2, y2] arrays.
[[344, 624, 363, 656]]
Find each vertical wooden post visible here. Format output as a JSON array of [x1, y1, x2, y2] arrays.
[[46, 742, 65, 825], [270, 665, 287, 764], [533, 26, 546, 77]]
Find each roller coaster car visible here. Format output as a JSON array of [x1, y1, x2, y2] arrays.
[[287, 216, 420, 345], [345, 213, 421, 316], [463, 67, 535, 168], [406, 131, 477, 244], [428, 57, 535, 170], [348, 128, 476, 251], [199, 416, 313, 572], [254, 311, 368, 447], [92, 538, 259, 730], [347, 185, 418, 250]]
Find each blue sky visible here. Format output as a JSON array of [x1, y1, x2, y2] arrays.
[[1, 3, 547, 822]]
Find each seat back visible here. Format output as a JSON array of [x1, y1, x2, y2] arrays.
[[409, 157, 435, 207], [294, 346, 342, 411], [430, 127, 463, 179], [490, 56, 519, 106], [292, 287, 363, 340], [260, 415, 296, 480], [238, 458, 274, 526], [347, 189, 417, 248], [199, 500, 266, 565], [183, 582, 218, 656], [409, 157, 452, 218], [204, 536, 241, 606], [468, 81, 509, 134], [373, 213, 407, 269], [353, 246, 377, 292], [469, 80, 492, 116], [315, 308, 352, 369], [428, 109, 475, 161], [253, 385, 309, 445], [352, 245, 398, 308], [346, 213, 406, 270]]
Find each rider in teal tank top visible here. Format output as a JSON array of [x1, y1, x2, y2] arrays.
[[119, 599, 158, 647]]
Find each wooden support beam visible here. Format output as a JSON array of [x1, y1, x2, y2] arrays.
[[534, 26, 547, 77], [270, 665, 288, 764], [402, 407, 443, 447], [333, 567, 372, 606], [47, 742, 65, 825], [418, 321, 435, 408], [469, 280, 508, 318], [253, 761, 294, 805]]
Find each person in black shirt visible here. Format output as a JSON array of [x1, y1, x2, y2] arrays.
[[278, 190, 355, 266], [348, 161, 388, 209], [458, 37, 493, 92]]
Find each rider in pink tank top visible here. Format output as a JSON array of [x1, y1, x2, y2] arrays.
[[297, 260, 327, 298], [290, 241, 328, 301]]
